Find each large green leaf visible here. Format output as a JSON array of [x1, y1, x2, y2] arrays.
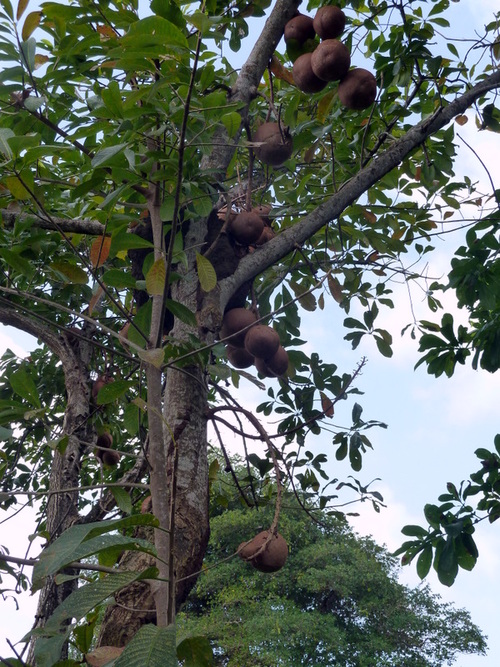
[[114, 625, 177, 667], [33, 515, 158, 588], [9, 368, 41, 408]]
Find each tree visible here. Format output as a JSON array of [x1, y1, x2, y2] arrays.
[[178, 478, 487, 666], [0, 0, 499, 664]]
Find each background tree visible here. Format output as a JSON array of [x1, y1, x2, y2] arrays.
[[0, 0, 498, 664], [178, 466, 487, 667]]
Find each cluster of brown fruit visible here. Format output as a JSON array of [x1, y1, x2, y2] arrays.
[[94, 431, 120, 466], [238, 530, 288, 572], [285, 6, 377, 110], [227, 203, 275, 247], [220, 307, 289, 378]]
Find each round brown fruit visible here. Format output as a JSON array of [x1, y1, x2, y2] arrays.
[[313, 6, 346, 39], [226, 344, 255, 369], [238, 530, 288, 572], [220, 308, 257, 348], [255, 226, 275, 246], [101, 449, 120, 466], [96, 431, 113, 450], [253, 122, 293, 166], [311, 39, 350, 82], [255, 356, 275, 378], [265, 345, 289, 377], [284, 14, 315, 45], [244, 324, 280, 359], [229, 211, 264, 245], [293, 52, 328, 93], [251, 204, 272, 225], [338, 68, 377, 110]]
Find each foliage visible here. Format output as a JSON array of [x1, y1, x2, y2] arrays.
[[396, 433, 500, 586], [0, 0, 498, 663], [178, 481, 487, 667]]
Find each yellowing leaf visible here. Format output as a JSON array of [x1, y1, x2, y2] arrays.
[[22, 11, 40, 40], [328, 275, 343, 304], [145, 258, 166, 296], [5, 175, 31, 199], [90, 235, 111, 268], [320, 392, 334, 417], [16, 0, 29, 20], [97, 24, 116, 40], [138, 347, 165, 368], [88, 286, 105, 315], [269, 55, 294, 85], [317, 90, 335, 124], [50, 260, 88, 284], [86, 646, 124, 667], [304, 142, 317, 164], [455, 114, 468, 126], [362, 208, 377, 224], [196, 252, 217, 292], [34, 54, 49, 69]]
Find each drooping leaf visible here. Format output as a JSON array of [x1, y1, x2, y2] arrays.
[[145, 258, 166, 296], [90, 236, 112, 268], [138, 347, 165, 368], [113, 624, 177, 667], [165, 298, 197, 327], [21, 10, 40, 40], [177, 635, 214, 667], [16, 0, 29, 20], [9, 368, 41, 408], [50, 260, 88, 284], [95, 379, 132, 404], [196, 252, 217, 292]]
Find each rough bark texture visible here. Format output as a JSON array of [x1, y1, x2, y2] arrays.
[[0, 308, 94, 662]]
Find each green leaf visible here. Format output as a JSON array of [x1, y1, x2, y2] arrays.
[[401, 525, 428, 538], [352, 402, 362, 423], [221, 111, 241, 138], [165, 299, 197, 327], [416, 545, 432, 579], [177, 635, 214, 666], [40, 568, 158, 634], [20, 37, 35, 70], [95, 379, 132, 404], [110, 486, 133, 514], [127, 300, 152, 349], [9, 368, 41, 408], [91, 143, 127, 168], [33, 516, 159, 588], [424, 503, 442, 530], [110, 227, 154, 255], [196, 252, 217, 292], [0, 248, 35, 278], [0, 128, 14, 159], [102, 268, 137, 289], [101, 80, 124, 118], [114, 624, 177, 667]]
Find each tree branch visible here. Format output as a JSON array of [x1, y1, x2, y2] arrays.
[[219, 69, 500, 309], [0, 209, 105, 235]]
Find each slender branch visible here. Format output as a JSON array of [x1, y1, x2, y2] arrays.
[[0, 553, 122, 575]]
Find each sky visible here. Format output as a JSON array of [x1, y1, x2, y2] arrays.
[[1, 0, 500, 665]]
